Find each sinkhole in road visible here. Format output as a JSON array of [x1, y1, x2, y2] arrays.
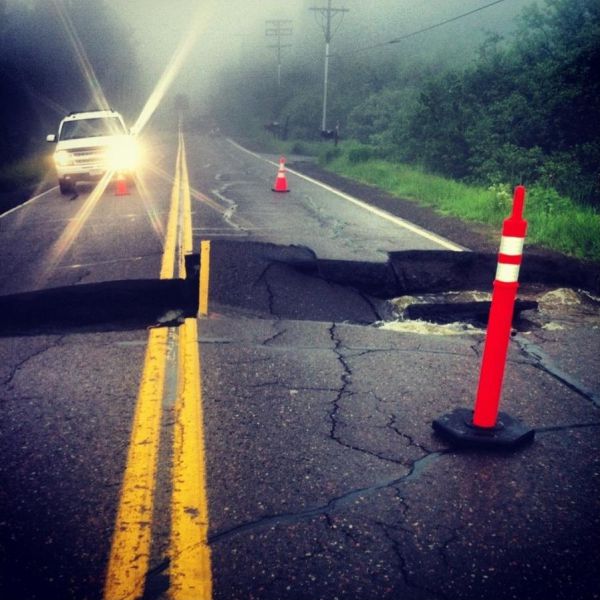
[[0, 241, 597, 335], [383, 287, 600, 336], [189, 241, 599, 333]]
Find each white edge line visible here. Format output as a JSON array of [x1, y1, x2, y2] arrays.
[[226, 138, 466, 252], [0, 186, 59, 220]]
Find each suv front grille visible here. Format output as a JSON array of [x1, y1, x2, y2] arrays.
[[71, 147, 109, 168]]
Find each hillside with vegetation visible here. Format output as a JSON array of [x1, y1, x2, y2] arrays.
[[211, 0, 599, 259]]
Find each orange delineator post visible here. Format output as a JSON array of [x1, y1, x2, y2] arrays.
[[432, 186, 534, 449], [473, 185, 527, 428]]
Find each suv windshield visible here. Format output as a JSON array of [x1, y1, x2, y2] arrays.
[[59, 116, 126, 140]]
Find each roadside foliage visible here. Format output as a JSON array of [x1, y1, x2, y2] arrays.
[[215, 0, 599, 211]]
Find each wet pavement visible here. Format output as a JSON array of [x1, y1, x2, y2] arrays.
[[3, 238, 598, 600], [199, 314, 599, 600], [192, 240, 600, 600], [1, 132, 599, 599]]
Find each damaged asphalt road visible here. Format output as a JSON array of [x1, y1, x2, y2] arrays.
[[188, 242, 598, 600], [188, 242, 600, 599], [3, 240, 591, 334], [198, 312, 600, 600], [1, 126, 599, 600], [1, 239, 599, 599]]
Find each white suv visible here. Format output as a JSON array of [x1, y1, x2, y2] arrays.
[[47, 109, 139, 195]]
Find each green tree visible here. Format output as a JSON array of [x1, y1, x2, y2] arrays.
[[398, 0, 599, 203], [408, 72, 472, 178]]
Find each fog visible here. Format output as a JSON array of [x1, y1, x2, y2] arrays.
[[108, 0, 524, 110], [0, 0, 527, 161], [2, 1, 597, 220]]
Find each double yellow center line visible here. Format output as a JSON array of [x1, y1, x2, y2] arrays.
[[104, 131, 212, 599]]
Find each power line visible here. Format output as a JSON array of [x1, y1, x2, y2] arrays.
[[333, 0, 514, 57]]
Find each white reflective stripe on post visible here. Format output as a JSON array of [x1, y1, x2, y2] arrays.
[[495, 262, 521, 283], [499, 236, 525, 256]]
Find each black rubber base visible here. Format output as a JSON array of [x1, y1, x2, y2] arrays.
[[432, 408, 535, 450], [272, 188, 290, 193]]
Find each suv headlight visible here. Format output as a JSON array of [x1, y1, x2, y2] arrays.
[[108, 138, 140, 171], [54, 150, 74, 167]]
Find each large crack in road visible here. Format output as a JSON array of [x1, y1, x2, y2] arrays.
[[1, 240, 598, 335], [208, 451, 446, 546], [2, 239, 598, 600]]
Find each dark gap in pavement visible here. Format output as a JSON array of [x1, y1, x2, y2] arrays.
[[0, 279, 197, 336], [405, 300, 538, 328], [2, 241, 597, 335], [188, 241, 597, 327]]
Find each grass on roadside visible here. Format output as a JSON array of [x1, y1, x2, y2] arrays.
[[252, 132, 325, 159], [322, 144, 600, 262]]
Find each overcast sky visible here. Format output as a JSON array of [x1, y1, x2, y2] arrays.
[[110, 1, 526, 72], [104, 0, 527, 114]]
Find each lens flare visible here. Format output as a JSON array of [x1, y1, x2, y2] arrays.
[[38, 171, 113, 287], [132, 4, 214, 135], [39, 3, 214, 286], [133, 170, 166, 244], [54, 150, 74, 167], [108, 137, 141, 171], [51, 0, 110, 113]]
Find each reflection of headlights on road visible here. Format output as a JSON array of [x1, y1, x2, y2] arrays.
[[108, 138, 140, 171], [54, 150, 74, 167]]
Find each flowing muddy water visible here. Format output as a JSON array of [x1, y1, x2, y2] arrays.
[[381, 286, 600, 336]]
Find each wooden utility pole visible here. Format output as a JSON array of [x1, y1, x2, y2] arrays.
[[265, 19, 293, 87]]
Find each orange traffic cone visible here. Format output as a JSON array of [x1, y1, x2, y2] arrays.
[[115, 173, 129, 196], [272, 156, 290, 193]]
